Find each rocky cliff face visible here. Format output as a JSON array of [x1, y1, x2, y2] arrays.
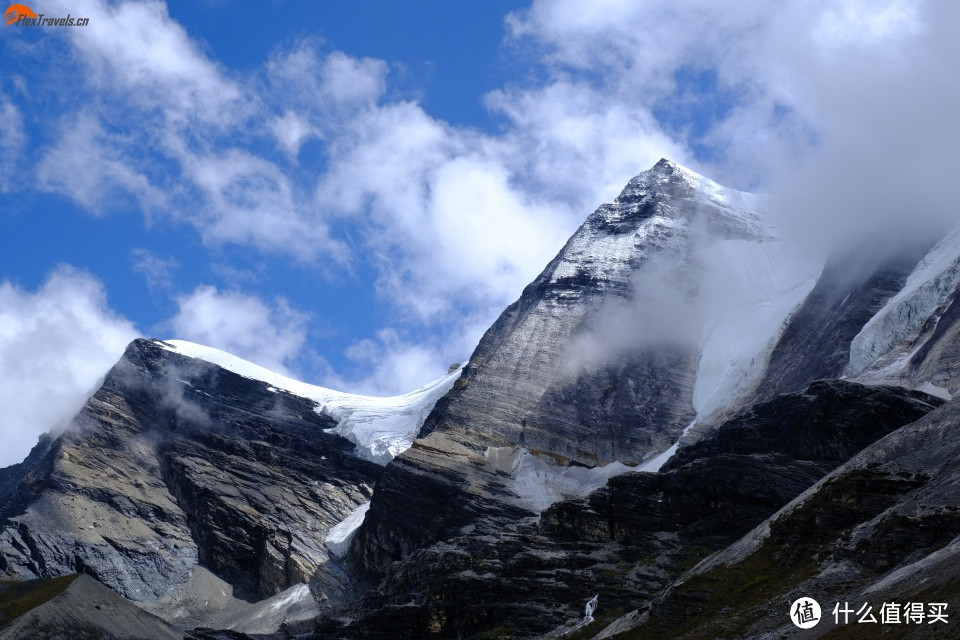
[[0, 338, 381, 614], [753, 248, 927, 401], [421, 159, 767, 467], [611, 394, 960, 639]]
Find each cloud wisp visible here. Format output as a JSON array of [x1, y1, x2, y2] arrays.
[[169, 286, 309, 378]]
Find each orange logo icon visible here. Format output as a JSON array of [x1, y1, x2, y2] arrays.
[[4, 4, 37, 25]]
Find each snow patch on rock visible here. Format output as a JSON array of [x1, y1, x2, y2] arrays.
[[324, 501, 371, 558], [917, 381, 952, 400], [269, 583, 311, 612], [492, 447, 638, 513]]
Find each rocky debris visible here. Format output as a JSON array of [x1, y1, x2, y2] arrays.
[[0, 338, 382, 620], [0, 574, 181, 640], [334, 380, 940, 639], [134, 563, 319, 637]]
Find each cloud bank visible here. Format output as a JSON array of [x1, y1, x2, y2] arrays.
[[0, 268, 138, 467]]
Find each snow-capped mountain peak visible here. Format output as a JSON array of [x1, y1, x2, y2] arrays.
[[613, 158, 765, 234]]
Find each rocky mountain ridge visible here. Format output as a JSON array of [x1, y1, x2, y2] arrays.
[[2, 159, 960, 639]]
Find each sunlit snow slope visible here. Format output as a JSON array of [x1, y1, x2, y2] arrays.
[[156, 340, 462, 464]]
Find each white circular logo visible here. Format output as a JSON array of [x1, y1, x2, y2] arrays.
[[790, 597, 821, 629]]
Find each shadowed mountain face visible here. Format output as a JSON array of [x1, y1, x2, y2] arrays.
[[0, 338, 381, 608], [336, 380, 941, 640], [617, 395, 960, 640], [0, 574, 180, 640], [4, 160, 960, 640]]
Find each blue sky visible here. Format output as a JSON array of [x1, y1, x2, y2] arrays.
[[1, 0, 956, 466]]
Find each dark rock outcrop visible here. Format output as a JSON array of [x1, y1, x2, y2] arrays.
[[612, 396, 960, 639], [0, 436, 52, 510], [336, 381, 940, 639], [756, 245, 931, 401]]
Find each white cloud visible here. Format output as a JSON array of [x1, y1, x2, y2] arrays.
[[8, 0, 959, 396], [486, 81, 687, 207], [269, 110, 318, 157], [0, 268, 138, 468], [20, 2, 686, 351], [265, 45, 387, 111], [814, 0, 923, 51], [169, 286, 309, 376], [52, 0, 243, 123], [336, 330, 451, 397], [180, 148, 348, 262], [130, 248, 179, 292], [322, 326, 478, 396], [36, 112, 165, 213], [316, 84, 682, 321]]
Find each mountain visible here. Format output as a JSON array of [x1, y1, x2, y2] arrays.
[[0, 338, 456, 634], [354, 159, 818, 573], [3, 159, 960, 639]]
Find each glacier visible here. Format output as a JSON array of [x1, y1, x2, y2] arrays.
[[848, 226, 960, 380], [692, 238, 822, 422]]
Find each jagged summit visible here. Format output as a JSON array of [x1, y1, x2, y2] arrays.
[[609, 158, 766, 237], [545, 159, 768, 302], [621, 157, 727, 193]]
